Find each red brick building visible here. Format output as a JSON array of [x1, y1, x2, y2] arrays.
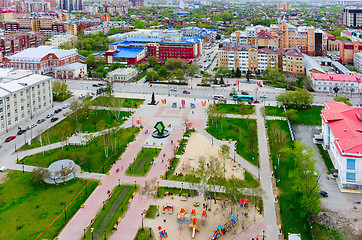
[[0, 32, 44, 58]]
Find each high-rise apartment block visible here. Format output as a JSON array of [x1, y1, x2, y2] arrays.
[[59, 0, 83, 11], [0, 32, 44, 57], [344, 7, 362, 28]]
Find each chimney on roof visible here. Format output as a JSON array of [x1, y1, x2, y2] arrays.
[[344, 129, 347, 132]]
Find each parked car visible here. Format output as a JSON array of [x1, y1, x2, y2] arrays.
[[195, 74, 202, 78], [17, 129, 26, 135], [259, 95, 267, 99], [170, 88, 177, 92], [5, 136, 16, 142], [318, 191, 328, 198], [62, 103, 70, 109], [26, 123, 37, 130], [51, 117, 59, 122], [37, 119, 45, 124], [46, 113, 54, 118], [241, 91, 249, 95], [54, 108, 62, 114], [98, 83, 104, 86], [183, 90, 190, 94], [92, 84, 99, 87], [0, 166, 6, 172]]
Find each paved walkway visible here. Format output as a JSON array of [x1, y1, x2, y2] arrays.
[[232, 217, 265, 240], [255, 104, 279, 240]]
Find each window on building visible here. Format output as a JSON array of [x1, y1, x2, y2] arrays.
[[347, 159, 355, 170], [346, 172, 356, 182]]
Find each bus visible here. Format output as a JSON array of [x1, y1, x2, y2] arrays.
[[232, 95, 254, 102]]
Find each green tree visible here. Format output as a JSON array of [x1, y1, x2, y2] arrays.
[[269, 124, 289, 159], [146, 70, 158, 82], [333, 95, 352, 106], [52, 80, 69, 101], [283, 109, 298, 122], [186, 62, 199, 84], [32, 167, 50, 189], [235, 67, 241, 78], [284, 141, 321, 214], [174, 69, 185, 83], [219, 12, 234, 23], [146, 56, 158, 67], [276, 89, 314, 108], [135, 20, 146, 29], [104, 81, 114, 96], [158, 66, 168, 76]]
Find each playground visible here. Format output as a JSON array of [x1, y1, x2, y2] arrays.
[[144, 195, 262, 240], [174, 133, 245, 180]]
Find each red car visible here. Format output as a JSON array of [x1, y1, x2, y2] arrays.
[[5, 136, 16, 142]]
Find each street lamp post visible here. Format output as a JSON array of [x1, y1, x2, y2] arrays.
[[83, 229, 86, 238], [104, 230, 106, 240], [118, 179, 120, 186], [134, 180, 136, 188], [141, 213, 144, 229]]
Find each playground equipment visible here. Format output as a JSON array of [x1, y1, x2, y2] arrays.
[[172, 102, 177, 108], [161, 99, 167, 105], [189, 217, 200, 238], [201, 209, 207, 224], [181, 193, 188, 201], [211, 216, 238, 240], [239, 198, 249, 207], [181, 99, 185, 108], [194, 201, 199, 207], [162, 205, 174, 214], [190, 208, 196, 216], [159, 230, 168, 239], [190, 103, 195, 108]]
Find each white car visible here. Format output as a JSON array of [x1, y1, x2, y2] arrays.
[[26, 123, 37, 130], [170, 88, 177, 92], [0, 166, 6, 172], [259, 95, 268, 99], [46, 113, 54, 118], [62, 103, 70, 109]]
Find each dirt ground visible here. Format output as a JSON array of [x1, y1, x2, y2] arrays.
[[175, 133, 245, 180], [144, 195, 262, 240], [0, 171, 8, 184]]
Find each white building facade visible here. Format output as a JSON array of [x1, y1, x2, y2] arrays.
[[106, 68, 138, 82], [0, 69, 53, 134]]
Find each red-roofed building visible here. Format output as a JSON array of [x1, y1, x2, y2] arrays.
[[310, 73, 362, 93], [256, 30, 279, 49], [321, 101, 362, 190]]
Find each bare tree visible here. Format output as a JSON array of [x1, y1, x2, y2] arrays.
[[32, 167, 50, 189], [110, 96, 125, 121]]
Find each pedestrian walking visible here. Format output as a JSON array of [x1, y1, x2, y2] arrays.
[[171, 140, 173, 144]]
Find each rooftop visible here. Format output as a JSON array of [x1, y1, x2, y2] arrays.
[[114, 48, 145, 58], [310, 73, 362, 82], [322, 101, 362, 156], [55, 62, 86, 71], [7, 46, 78, 62]]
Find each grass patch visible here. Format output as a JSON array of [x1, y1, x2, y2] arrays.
[[53, 93, 73, 102], [126, 148, 161, 176], [267, 120, 312, 239], [20, 109, 131, 151], [293, 107, 322, 126], [145, 205, 157, 219], [133, 71, 148, 83], [207, 118, 258, 165], [212, 104, 255, 115], [316, 144, 334, 174], [85, 185, 137, 239], [264, 80, 286, 88], [91, 96, 144, 108], [176, 139, 187, 155], [134, 228, 155, 240], [312, 221, 346, 240], [0, 171, 97, 240], [20, 127, 139, 173], [265, 106, 284, 117]]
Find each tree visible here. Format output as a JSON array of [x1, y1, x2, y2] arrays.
[[269, 124, 289, 159], [246, 70, 251, 82], [109, 96, 125, 121], [283, 109, 298, 122], [276, 89, 314, 108], [32, 167, 50, 189], [247, 121, 257, 159], [219, 12, 234, 23], [135, 20, 146, 29], [216, 65, 229, 81], [333, 95, 352, 106], [235, 67, 241, 78], [53, 80, 70, 101], [284, 141, 321, 214], [186, 62, 199, 83], [158, 66, 168, 77], [59, 122, 70, 150], [146, 56, 158, 67], [174, 69, 185, 83], [69, 99, 84, 123], [146, 70, 158, 82], [104, 81, 114, 96], [220, 145, 230, 178]]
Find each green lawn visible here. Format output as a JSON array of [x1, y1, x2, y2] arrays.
[[212, 104, 255, 115], [267, 120, 312, 239], [265, 107, 323, 125], [176, 139, 187, 155], [20, 127, 139, 173], [265, 106, 284, 117], [85, 185, 137, 240], [316, 144, 335, 174], [0, 171, 97, 240], [134, 228, 155, 240], [145, 205, 157, 219], [207, 118, 259, 166], [132, 71, 147, 83], [20, 109, 131, 151], [91, 96, 145, 108], [125, 148, 161, 176], [312, 221, 347, 240]]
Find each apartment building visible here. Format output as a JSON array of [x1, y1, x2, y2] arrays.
[[344, 7, 362, 28], [231, 21, 327, 57], [0, 32, 44, 57], [339, 41, 362, 64], [45, 34, 77, 48], [354, 52, 362, 72], [218, 44, 304, 76], [4, 46, 78, 75], [0, 68, 53, 134]]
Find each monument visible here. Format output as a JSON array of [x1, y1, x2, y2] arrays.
[[148, 92, 158, 105], [152, 121, 170, 138]]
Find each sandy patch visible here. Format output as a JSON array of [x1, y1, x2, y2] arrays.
[[144, 195, 262, 240], [175, 133, 245, 180], [0, 171, 9, 184]]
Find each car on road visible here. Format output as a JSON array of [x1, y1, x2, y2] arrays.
[[183, 90, 190, 94], [5, 136, 16, 142], [0, 166, 6, 172], [26, 123, 37, 130], [195, 74, 202, 78], [54, 108, 62, 114], [318, 191, 328, 198], [98, 83, 104, 86], [92, 84, 99, 87], [37, 119, 45, 124], [62, 103, 70, 109], [51, 117, 58, 122], [170, 88, 177, 92], [259, 95, 267, 99], [46, 113, 54, 118], [241, 91, 249, 95], [17, 129, 26, 135]]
